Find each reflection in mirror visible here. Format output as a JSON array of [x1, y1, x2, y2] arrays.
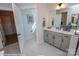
[[71, 14, 79, 30], [52, 14, 61, 29]]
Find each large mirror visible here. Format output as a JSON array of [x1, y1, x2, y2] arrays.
[[71, 14, 79, 29]]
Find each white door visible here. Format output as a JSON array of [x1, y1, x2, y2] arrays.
[[12, 4, 24, 53]]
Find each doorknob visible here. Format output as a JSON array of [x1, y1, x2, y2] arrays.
[[30, 30, 32, 32], [17, 34, 21, 36]]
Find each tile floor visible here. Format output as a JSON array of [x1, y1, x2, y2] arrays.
[[22, 40, 66, 56], [1, 40, 66, 56]]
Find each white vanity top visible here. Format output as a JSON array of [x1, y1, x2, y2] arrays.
[[44, 27, 75, 35]]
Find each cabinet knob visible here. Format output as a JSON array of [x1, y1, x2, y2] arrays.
[[47, 34, 48, 37], [62, 38, 64, 42], [64, 36, 68, 37], [17, 34, 21, 36], [53, 35, 55, 39]]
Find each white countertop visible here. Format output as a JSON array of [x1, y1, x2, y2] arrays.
[[44, 27, 75, 35]]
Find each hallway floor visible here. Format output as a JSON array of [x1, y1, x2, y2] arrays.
[[4, 42, 21, 56]]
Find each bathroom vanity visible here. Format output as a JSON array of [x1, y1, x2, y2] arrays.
[[44, 27, 78, 56]]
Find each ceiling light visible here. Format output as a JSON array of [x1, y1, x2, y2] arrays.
[[56, 3, 65, 10]]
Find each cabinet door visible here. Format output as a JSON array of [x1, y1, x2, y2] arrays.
[[44, 30, 49, 42], [48, 31, 55, 45], [54, 33, 62, 48], [61, 34, 71, 52]]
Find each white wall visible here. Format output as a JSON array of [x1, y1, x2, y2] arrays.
[[48, 9, 56, 27], [36, 4, 50, 44], [47, 4, 56, 27]]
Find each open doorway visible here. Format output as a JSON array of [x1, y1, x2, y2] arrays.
[[0, 10, 20, 55], [61, 12, 67, 27]]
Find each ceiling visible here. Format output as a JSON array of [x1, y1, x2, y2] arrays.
[[0, 3, 12, 10], [47, 3, 79, 9], [15, 3, 79, 9], [0, 3, 79, 10], [15, 3, 37, 9]]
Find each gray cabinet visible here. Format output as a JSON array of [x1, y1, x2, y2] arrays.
[[48, 31, 55, 45], [44, 30, 49, 42], [44, 30, 71, 52], [54, 33, 62, 48], [61, 34, 71, 52]]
